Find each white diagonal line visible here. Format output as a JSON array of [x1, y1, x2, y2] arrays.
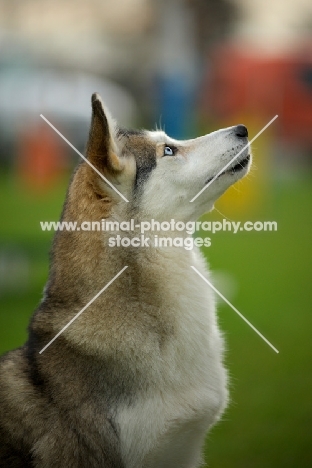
[[40, 114, 129, 203], [191, 266, 279, 354], [39, 266, 128, 354], [190, 115, 278, 203]]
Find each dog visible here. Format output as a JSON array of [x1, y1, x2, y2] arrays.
[[0, 93, 251, 467]]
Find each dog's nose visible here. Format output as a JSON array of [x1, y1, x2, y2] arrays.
[[234, 125, 248, 138]]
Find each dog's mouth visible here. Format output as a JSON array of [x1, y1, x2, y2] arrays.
[[222, 154, 251, 175], [205, 154, 251, 184]]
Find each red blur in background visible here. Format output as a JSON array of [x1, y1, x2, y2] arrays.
[[202, 43, 312, 146]]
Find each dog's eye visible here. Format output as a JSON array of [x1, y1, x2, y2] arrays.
[[164, 146, 175, 156]]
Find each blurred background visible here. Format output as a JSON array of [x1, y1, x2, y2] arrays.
[[0, 0, 311, 466]]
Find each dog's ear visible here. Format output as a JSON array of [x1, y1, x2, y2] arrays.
[[86, 93, 123, 175]]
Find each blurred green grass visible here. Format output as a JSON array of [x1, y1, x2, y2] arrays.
[[204, 176, 312, 467], [0, 172, 68, 351], [0, 170, 311, 467]]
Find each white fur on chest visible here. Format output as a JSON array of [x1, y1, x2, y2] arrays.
[[116, 248, 228, 468]]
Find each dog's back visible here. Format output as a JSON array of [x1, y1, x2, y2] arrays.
[[0, 254, 227, 468]]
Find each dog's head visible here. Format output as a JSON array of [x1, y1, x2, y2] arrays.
[[86, 93, 251, 221]]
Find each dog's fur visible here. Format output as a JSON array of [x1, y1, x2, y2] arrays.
[[0, 94, 250, 467]]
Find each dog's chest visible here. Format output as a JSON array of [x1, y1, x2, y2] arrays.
[[116, 252, 227, 467]]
